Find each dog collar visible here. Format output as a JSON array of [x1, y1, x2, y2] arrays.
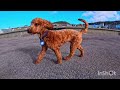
[[39, 31, 49, 46], [40, 39, 45, 46], [41, 30, 49, 39]]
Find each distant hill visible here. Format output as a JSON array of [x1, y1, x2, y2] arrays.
[[53, 21, 71, 25]]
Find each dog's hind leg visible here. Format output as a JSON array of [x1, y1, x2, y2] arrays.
[[63, 42, 78, 61], [35, 46, 48, 64], [77, 45, 84, 57]]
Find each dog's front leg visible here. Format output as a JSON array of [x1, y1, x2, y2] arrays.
[[53, 48, 62, 64], [35, 46, 48, 64]]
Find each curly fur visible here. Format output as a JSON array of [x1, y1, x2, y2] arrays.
[[27, 18, 89, 64]]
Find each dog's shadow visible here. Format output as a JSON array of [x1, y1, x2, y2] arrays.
[[17, 46, 62, 64]]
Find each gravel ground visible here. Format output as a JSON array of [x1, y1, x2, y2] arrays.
[[0, 30, 120, 79]]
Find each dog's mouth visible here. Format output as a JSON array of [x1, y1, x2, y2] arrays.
[[27, 28, 32, 33], [27, 30, 31, 33], [27, 29, 33, 35]]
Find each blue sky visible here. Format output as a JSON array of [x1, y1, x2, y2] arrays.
[[0, 11, 120, 29]]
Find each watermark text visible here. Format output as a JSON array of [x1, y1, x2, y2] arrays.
[[98, 70, 116, 76]]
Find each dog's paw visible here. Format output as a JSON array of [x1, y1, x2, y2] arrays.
[[57, 60, 62, 64], [79, 54, 84, 57], [57, 62, 62, 64], [63, 56, 71, 61], [34, 60, 40, 64]]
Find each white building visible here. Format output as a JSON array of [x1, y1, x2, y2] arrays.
[[0, 29, 3, 34], [116, 24, 120, 29]]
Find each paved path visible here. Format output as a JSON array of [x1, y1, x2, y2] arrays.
[[0, 30, 120, 79]]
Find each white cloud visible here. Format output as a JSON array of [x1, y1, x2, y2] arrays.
[[82, 11, 94, 16], [82, 11, 120, 22]]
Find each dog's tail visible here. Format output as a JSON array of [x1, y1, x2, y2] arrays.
[[78, 19, 89, 33]]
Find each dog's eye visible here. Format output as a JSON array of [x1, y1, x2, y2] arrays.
[[35, 23, 39, 26]]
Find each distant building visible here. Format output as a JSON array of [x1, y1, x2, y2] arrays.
[[1, 25, 29, 33], [0, 29, 3, 34], [116, 24, 120, 29], [76, 24, 82, 27], [1, 28, 11, 33], [10, 26, 29, 32], [71, 24, 77, 27], [88, 20, 120, 30], [53, 21, 72, 27]]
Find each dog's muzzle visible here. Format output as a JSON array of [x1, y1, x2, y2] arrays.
[[27, 29, 31, 33]]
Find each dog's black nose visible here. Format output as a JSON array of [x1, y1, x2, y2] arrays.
[[27, 29, 31, 33], [27, 30, 29, 33]]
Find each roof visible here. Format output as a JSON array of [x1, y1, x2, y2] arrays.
[[89, 20, 120, 25]]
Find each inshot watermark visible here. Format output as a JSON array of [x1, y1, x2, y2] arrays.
[[98, 70, 116, 76]]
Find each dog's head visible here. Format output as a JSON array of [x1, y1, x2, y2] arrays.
[[27, 18, 53, 34]]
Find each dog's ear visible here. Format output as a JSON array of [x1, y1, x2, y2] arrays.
[[43, 21, 54, 30], [37, 26, 46, 33], [39, 19, 53, 30], [46, 24, 54, 30]]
